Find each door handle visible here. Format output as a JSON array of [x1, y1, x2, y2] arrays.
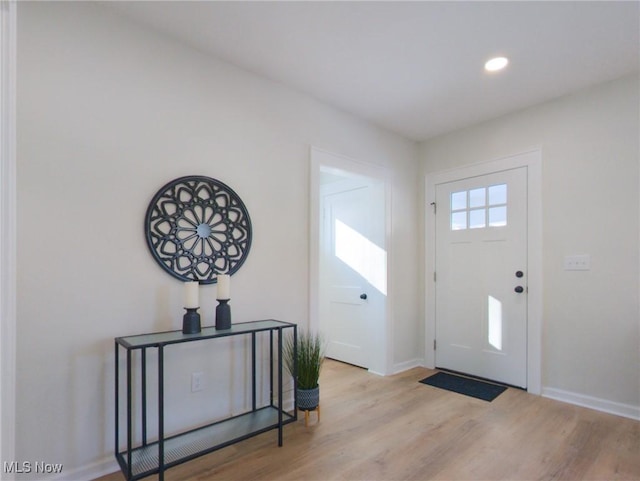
[[360, 293, 368, 300], [514, 286, 524, 293]]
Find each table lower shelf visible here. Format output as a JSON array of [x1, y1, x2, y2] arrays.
[[117, 406, 295, 480]]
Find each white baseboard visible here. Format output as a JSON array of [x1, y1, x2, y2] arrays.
[[542, 387, 640, 421], [367, 369, 386, 376], [47, 456, 118, 481], [391, 358, 425, 375]]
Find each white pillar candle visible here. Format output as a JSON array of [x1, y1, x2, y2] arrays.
[[216, 274, 230, 300], [184, 281, 199, 308]]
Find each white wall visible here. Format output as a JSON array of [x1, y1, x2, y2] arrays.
[[16, 2, 420, 478], [420, 74, 640, 413], [1, 0, 17, 473]]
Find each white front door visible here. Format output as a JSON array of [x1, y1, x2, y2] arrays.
[[435, 167, 528, 387], [320, 180, 386, 369]]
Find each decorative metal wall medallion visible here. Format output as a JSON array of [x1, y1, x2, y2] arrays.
[[145, 175, 252, 284]]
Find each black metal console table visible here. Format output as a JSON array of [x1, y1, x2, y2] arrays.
[[115, 319, 297, 481]]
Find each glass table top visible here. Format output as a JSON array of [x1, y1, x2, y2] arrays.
[[116, 319, 295, 349]]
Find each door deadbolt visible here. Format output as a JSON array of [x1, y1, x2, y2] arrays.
[[360, 293, 368, 300]]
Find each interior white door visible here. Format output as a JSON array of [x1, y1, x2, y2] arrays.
[[435, 167, 528, 387], [320, 182, 385, 369]]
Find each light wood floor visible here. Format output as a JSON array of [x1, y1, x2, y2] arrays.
[[97, 360, 640, 481]]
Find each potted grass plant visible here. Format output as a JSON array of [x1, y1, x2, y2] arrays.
[[283, 330, 325, 411]]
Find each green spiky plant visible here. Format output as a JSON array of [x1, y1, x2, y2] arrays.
[[283, 330, 325, 390]]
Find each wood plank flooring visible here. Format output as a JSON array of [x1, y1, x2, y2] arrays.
[[97, 360, 640, 481]]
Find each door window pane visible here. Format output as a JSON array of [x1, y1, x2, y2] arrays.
[[488, 184, 507, 205], [451, 211, 467, 230], [451, 191, 467, 211], [469, 208, 486, 229], [489, 206, 507, 227], [469, 188, 486, 208]]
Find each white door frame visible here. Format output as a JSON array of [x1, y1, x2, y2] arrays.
[[310, 146, 393, 375], [425, 150, 542, 394], [1, 0, 17, 469]]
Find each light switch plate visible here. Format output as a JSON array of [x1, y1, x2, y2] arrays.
[[564, 255, 590, 271]]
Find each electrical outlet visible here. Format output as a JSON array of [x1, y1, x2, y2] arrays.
[[191, 372, 204, 392], [564, 255, 590, 271]]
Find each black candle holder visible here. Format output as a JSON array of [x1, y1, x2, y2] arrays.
[[215, 299, 231, 330], [182, 307, 201, 334]]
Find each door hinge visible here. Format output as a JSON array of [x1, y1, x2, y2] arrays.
[[433, 272, 436, 282], [433, 339, 437, 350], [430, 202, 436, 214]]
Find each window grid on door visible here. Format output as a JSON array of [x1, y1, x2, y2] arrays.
[[450, 184, 507, 231]]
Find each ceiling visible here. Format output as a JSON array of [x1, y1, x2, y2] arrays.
[[107, 1, 639, 142]]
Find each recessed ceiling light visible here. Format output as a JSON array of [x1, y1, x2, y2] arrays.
[[485, 57, 509, 72]]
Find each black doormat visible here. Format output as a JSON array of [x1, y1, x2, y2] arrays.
[[419, 372, 507, 402]]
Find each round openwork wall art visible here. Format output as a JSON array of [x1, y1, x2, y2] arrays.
[[144, 175, 252, 284]]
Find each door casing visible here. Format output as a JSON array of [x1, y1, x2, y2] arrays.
[[425, 150, 542, 394]]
